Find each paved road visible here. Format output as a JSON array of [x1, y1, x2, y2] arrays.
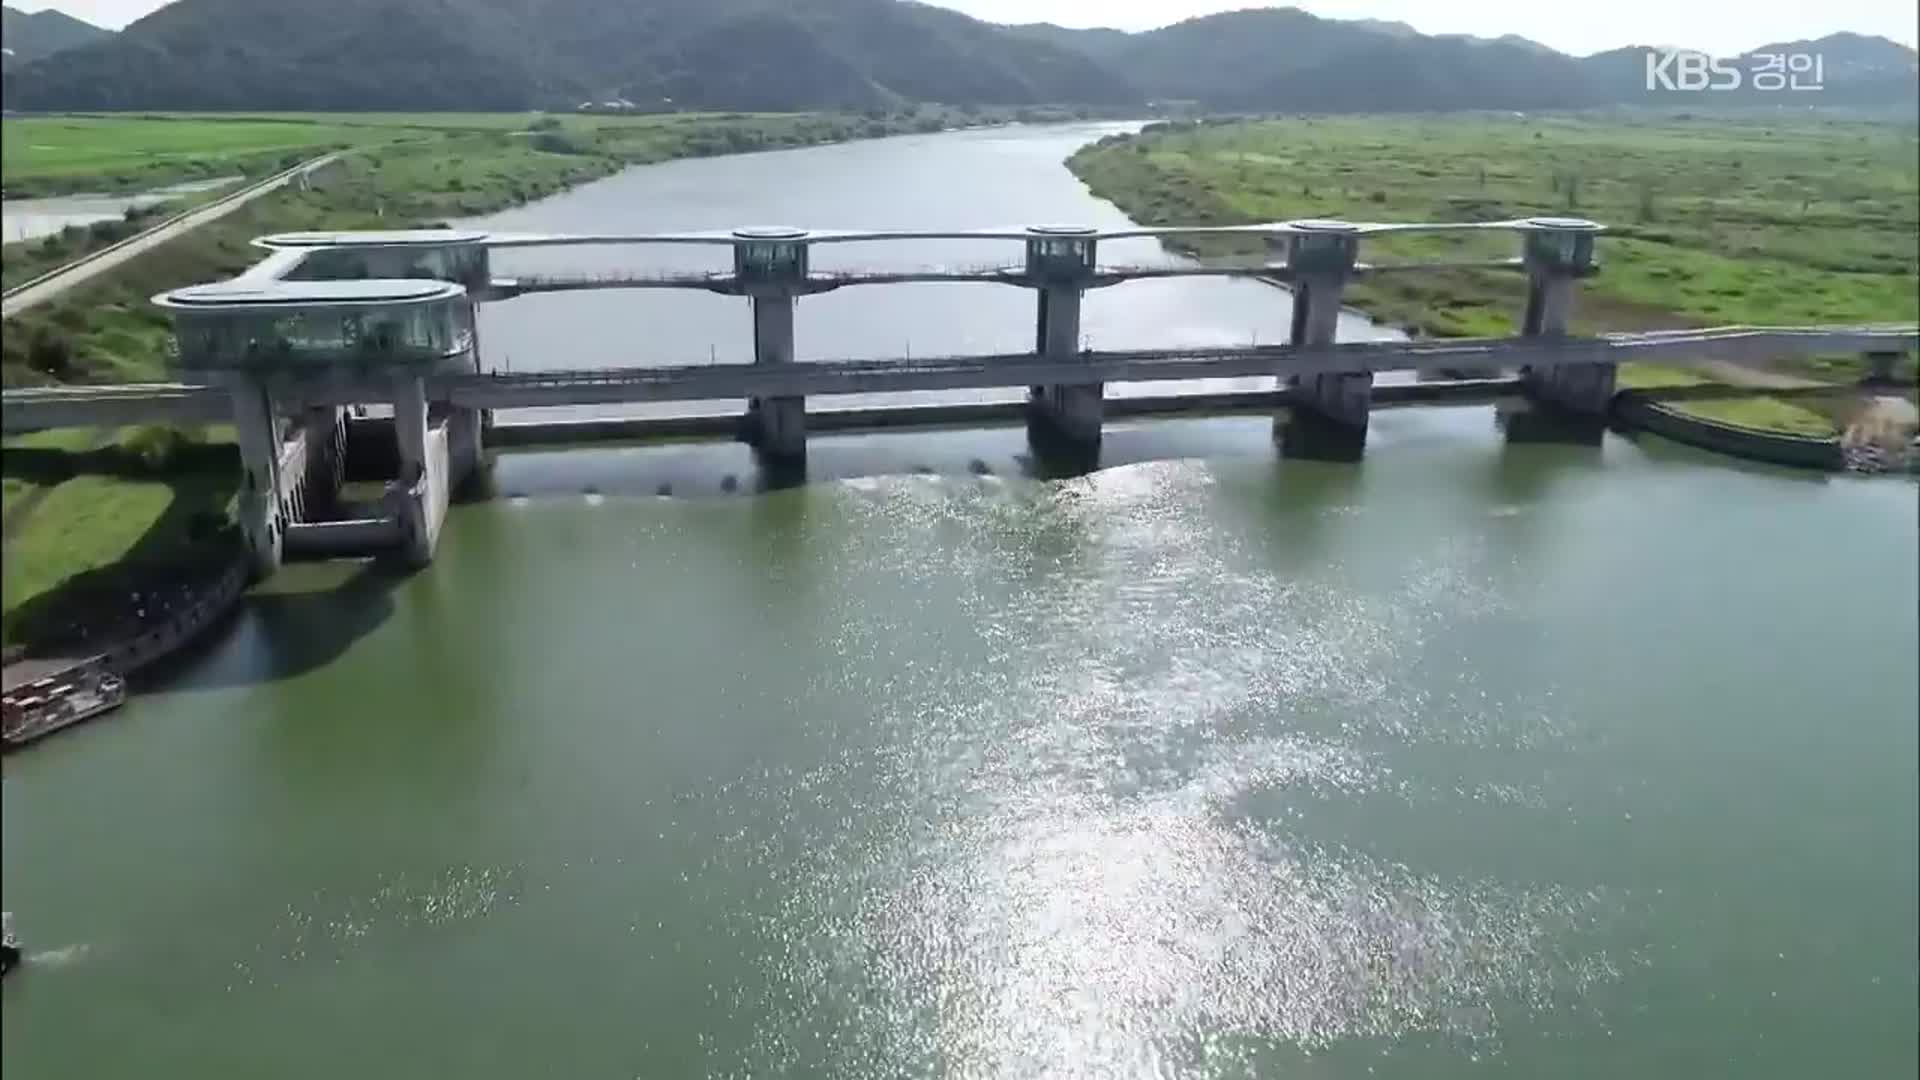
[[1, 152, 341, 320]]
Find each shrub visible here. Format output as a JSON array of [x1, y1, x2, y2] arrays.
[[88, 220, 131, 245], [187, 509, 230, 542], [27, 332, 73, 378], [123, 425, 193, 472], [532, 131, 588, 155]]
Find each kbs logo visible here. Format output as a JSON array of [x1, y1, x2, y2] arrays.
[[1644, 49, 1827, 92], [1644, 49, 1741, 91]]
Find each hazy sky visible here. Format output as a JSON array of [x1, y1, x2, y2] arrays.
[[16, 0, 1920, 56]]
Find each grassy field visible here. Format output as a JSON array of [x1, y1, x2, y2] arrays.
[[1071, 112, 1919, 338], [0, 107, 1007, 197], [1, 116, 403, 195], [1068, 111, 1919, 437]]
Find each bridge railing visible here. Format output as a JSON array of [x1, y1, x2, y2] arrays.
[[250, 217, 1605, 299]]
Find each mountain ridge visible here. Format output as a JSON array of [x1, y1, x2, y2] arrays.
[[3, 1, 1912, 113], [1, 4, 112, 67]]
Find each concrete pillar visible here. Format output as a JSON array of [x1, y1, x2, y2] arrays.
[[227, 374, 285, 579], [1275, 222, 1367, 461], [1024, 226, 1101, 452], [394, 374, 429, 483], [747, 294, 805, 460], [1029, 285, 1101, 445], [1518, 218, 1612, 415], [387, 482, 433, 568], [1028, 290, 1050, 404], [1284, 223, 1369, 432], [391, 375, 434, 567]]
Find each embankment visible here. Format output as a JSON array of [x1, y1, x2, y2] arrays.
[[1613, 391, 1842, 470]]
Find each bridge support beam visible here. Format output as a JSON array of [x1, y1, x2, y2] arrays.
[[395, 374, 428, 484], [228, 375, 286, 579], [1517, 219, 1612, 416], [390, 375, 438, 568], [1278, 223, 1367, 461], [746, 294, 805, 460], [1027, 285, 1101, 448]]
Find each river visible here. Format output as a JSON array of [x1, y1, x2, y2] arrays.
[[0, 176, 240, 245], [2, 124, 1915, 1079]]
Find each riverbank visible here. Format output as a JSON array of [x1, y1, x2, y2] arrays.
[[1, 175, 253, 291], [1, 427, 238, 649], [1066, 112, 1920, 441]]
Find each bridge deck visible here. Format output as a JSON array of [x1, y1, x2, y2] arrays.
[[4, 325, 1913, 432], [497, 259, 1532, 296]]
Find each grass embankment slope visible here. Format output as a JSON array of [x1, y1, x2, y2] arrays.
[[1, 426, 238, 650], [1069, 112, 1920, 433], [0, 108, 969, 649]]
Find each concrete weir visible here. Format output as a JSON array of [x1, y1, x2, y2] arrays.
[[226, 376, 477, 576], [1516, 218, 1613, 417], [155, 276, 488, 578], [1277, 221, 1370, 460], [4, 215, 1903, 579], [1024, 226, 1103, 451], [738, 228, 808, 461]]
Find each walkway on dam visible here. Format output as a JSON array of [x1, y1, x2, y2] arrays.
[[4, 325, 1913, 434]]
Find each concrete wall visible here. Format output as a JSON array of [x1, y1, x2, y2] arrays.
[[275, 418, 313, 524], [1613, 392, 1842, 470], [424, 423, 451, 547], [97, 559, 249, 678], [387, 421, 454, 566]]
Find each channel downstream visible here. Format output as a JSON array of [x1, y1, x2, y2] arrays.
[[2, 123, 1915, 1079]]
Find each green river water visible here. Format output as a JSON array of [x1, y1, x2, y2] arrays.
[[3, 125, 1916, 1077]]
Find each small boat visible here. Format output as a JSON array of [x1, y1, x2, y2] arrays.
[[2, 663, 127, 750], [1, 912, 19, 976]]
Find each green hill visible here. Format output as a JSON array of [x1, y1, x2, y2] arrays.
[[3, 1, 1912, 114], [1, 4, 111, 68], [0, 0, 1136, 111]]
